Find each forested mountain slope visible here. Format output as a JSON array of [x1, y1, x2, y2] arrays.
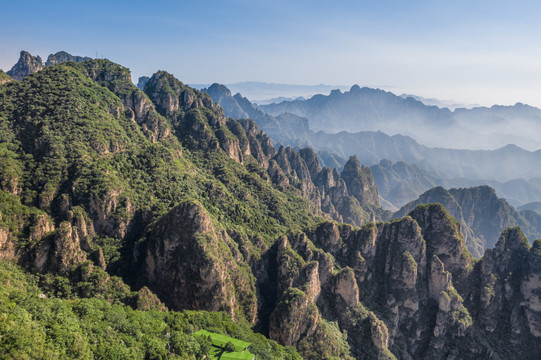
[[2, 57, 541, 359]]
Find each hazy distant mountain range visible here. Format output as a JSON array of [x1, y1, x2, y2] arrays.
[[6, 50, 541, 359], [398, 93, 479, 110], [203, 83, 541, 181], [260, 85, 541, 151], [202, 83, 541, 211], [192, 81, 351, 104], [370, 159, 541, 209]]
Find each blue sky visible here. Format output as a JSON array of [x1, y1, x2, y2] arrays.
[[3, 0, 541, 106]]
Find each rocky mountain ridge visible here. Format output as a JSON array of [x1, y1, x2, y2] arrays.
[[6, 50, 91, 80], [260, 85, 541, 151], [2, 54, 541, 359], [204, 82, 541, 184], [0, 58, 388, 358], [394, 186, 541, 257]]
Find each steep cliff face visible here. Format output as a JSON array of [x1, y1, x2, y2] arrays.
[[521, 240, 541, 340], [6, 54, 541, 359], [342, 155, 381, 207], [33, 220, 88, 274], [231, 119, 277, 167], [142, 201, 258, 323], [45, 51, 92, 66], [136, 76, 150, 90], [299, 205, 473, 359], [7, 50, 91, 81], [258, 203, 478, 359], [395, 185, 541, 257], [7, 51, 44, 80], [269, 287, 320, 346]]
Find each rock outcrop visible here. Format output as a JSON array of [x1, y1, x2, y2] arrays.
[[395, 185, 541, 257], [7, 50, 44, 80], [269, 287, 319, 346], [136, 76, 150, 90], [342, 155, 381, 207], [32, 217, 87, 274], [263, 204, 475, 359], [142, 201, 258, 323], [45, 51, 91, 66], [7, 50, 91, 80]]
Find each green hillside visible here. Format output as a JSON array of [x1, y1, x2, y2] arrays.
[[3, 57, 541, 359]]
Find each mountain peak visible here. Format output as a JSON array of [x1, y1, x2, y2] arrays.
[[206, 83, 232, 97], [343, 154, 361, 170], [45, 51, 92, 66], [6, 50, 91, 81], [330, 89, 342, 96], [494, 227, 530, 254], [341, 155, 380, 207], [7, 50, 44, 80], [137, 76, 150, 90]]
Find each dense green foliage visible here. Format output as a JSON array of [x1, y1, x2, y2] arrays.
[[0, 62, 319, 250], [0, 60, 319, 358], [4, 57, 540, 360], [0, 260, 300, 359]]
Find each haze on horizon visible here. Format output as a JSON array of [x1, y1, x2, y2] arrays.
[[2, 0, 541, 108]]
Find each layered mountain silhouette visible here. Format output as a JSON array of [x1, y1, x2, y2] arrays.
[[260, 85, 541, 151], [4, 52, 541, 359], [203, 83, 541, 185], [370, 159, 541, 209]]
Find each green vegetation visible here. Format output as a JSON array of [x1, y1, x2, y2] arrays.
[[0, 260, 299, 359], [0, 190, 47, 242], [0, 59, 321, 358], [3, 56, 539, 360], [0, 61, 320, 251], [194, 330, 257, 359], [0, 70, 11, 83]]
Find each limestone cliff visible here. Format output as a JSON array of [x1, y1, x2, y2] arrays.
[[7, 51, 44, 80], [45, 51, 92, 66], [7, 50, 91, 81], [296, 205, 472, 359], [5, 54, 541, 359], [342, 155, 381, 207], [395, 185, 541, 257], [142, 201, 258, 323], [136, 76, 150, 90]]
